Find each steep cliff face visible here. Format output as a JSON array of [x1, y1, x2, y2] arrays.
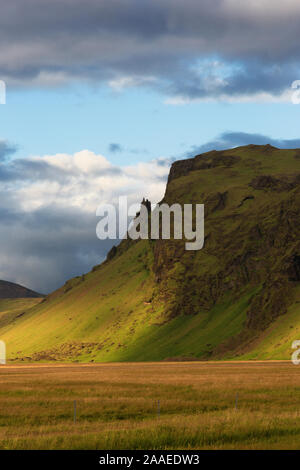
[[151, 145, 300, 340], [0, 145, 299, 362]]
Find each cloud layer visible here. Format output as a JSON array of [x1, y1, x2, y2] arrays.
[[1, 1, 300, 100], [0, 149, 170, 293]]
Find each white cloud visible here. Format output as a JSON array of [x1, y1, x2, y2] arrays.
[[224, 0, 300, 18], [0, 150, 170, 292], [13, 150, 169, 213], [164, 88, 295, 105], [108, 75, 157, 92]]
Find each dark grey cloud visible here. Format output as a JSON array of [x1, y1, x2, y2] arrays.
[[185, 131, 300, 156], [0, 158, 69, 182], [0, 161, 121, 293], [0, 203, 116, 294], [0, 147, 168, 293], [1, 1, 300, 99], [164, 60, 300, 100]]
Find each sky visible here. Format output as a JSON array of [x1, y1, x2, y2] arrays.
[[1, 0, 300, 293]]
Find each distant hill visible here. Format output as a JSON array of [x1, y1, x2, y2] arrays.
[[0, 280, 43, 299], [0, 144, 299, 362]]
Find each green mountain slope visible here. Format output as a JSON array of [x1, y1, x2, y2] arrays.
[[0, 298, 43, 329], [0, 144, 299, 362]]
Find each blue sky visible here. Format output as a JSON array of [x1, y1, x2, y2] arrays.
[[2, 85, 300, 165], [1, 0, 300, 293]]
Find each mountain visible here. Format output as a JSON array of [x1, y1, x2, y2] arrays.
[[0, 280, 43, 299], [0, 281, 43, 335], [0, 144, 299, 362]]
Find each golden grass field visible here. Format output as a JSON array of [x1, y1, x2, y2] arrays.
[[1, 361, 300, 450]]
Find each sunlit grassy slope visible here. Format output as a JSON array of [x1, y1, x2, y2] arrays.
[[0, 144, 299, 361], [0, 298, 42, 330], [0, 241, 251, 361]]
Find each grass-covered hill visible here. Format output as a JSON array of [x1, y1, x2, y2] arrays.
[[0, 298, 43, 330], [0, 144, 299, 362]]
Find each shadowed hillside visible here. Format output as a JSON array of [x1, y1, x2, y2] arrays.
[[0, 280, 43, 299], [0, 145, 299, 362]]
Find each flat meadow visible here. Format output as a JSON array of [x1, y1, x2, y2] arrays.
[[0, 361, 300, 449]]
